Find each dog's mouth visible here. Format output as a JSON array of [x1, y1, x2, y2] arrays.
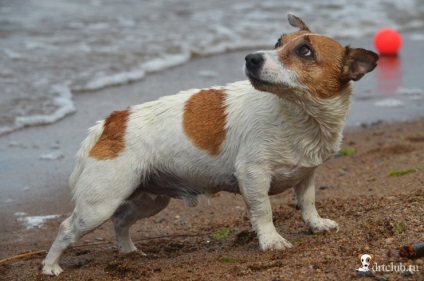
[[245, 68, 292, 94], [244, 67, 274, 88], [247, 75, 272, 91], [244, 66, 258, 80]]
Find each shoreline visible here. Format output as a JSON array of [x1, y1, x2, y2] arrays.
[[1, 33, 424, 216], [0, 31, 423, 138], [1, 33, 424, 279]]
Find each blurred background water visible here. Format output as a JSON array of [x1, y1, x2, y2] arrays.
[[1, 0, 424, 135]]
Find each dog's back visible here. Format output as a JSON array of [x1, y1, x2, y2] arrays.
[[42, 14, 378, 276], [71, 81, 287, 198]]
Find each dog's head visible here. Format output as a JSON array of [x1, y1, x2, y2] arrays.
[[357, 253, 375, 270], [244, 14, 379, 99]]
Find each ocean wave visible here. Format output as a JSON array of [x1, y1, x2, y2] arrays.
[[1, 0, 423, 135], [0, 85, 75, 136], [82, 69, 146, 91]]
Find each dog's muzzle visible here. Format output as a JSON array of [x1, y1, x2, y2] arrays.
[[245, 53, 265, 80], [245, 53, 264, 73]]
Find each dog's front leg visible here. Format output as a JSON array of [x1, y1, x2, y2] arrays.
[[236, 164, 293, 251], [295, 170, 338, 233]]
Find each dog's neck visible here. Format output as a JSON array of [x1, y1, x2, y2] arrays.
[[280, 84, 352, 166]]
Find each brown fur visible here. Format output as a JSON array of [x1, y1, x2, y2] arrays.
[[276, 30, 310, 48], [89, 109, 130, 160], [277, 34, 349, 99], [183, 89, 227, 156]]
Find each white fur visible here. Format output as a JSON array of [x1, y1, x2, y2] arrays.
[[42, 19, 377, 275], [244, 51, 303, 89], [42, 80, 346, 275]]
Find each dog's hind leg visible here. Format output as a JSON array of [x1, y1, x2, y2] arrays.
[[112, 193, 170, 254], [42, 162, 142, 276], [42, 203, 125, 275], [42, 213, 81, 276]]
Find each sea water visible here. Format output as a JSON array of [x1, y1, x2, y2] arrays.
[[1, 0, 424, 135]]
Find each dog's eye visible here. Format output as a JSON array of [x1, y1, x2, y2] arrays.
[[297, 45, 312, 57], [275, 38, 282, 49]]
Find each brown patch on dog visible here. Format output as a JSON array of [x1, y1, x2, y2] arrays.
[[276, 30, 310, 49], [183, 89, 227, 155], [89, 109, 130, 160], [278, 34, 349, 99]]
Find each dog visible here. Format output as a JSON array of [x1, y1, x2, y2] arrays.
[[42, 14, 378, 275], [356, 253, 375, 272]]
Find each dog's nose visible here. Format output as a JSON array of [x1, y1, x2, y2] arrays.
[[245, 53, 264, 68]]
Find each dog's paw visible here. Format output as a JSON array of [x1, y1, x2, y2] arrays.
[[42, 261, 63, 276], [259, 232, 293, 251], [308, 218, 339, 234], [136, 249, 148, 257], [118, 243, 138, 254]]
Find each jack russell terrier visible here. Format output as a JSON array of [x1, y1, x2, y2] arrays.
[[42, 14, 378, 275]]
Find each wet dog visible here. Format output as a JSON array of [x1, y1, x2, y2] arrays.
[[42, 14, 378, 275]]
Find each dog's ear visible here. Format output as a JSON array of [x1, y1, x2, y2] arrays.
[[288, 13, 310, 31], [357, 254, 363, 259], [342, 46, 379, 82], [370, 254, 375, 260]]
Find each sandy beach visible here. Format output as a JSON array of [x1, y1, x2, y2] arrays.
[[1, 33, 424, 280]]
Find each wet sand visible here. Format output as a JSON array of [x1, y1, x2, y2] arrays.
[[1, 119, 423, 280], [0, 35, 424, 279]]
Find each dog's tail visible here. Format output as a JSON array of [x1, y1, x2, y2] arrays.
[[69, 120, 105, 192]]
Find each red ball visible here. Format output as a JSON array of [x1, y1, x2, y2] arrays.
[[374, 28, 402, 56]]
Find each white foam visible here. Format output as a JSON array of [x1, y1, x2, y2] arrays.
[[197, 70, 218, 78], [84, 69, 146, 91], [410, 34, 424, 41], [25, 41, 55, 50], [39, 151, 65, 160], [8, 141, 25, 148], [141, 52, 191, 73], [0, 85, 76, 136], [397, 87, 424, 100], [396, 87, 424, 96], [3, 48, 22, 59], [87, 22, 110, 30], [14, 85, 76, 128], [117, 16, 135, 27], [192, 39, 266, 56], [374, 99, 405, 108], [0, 126, 15, 136], [16, 213, 61, 229]]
